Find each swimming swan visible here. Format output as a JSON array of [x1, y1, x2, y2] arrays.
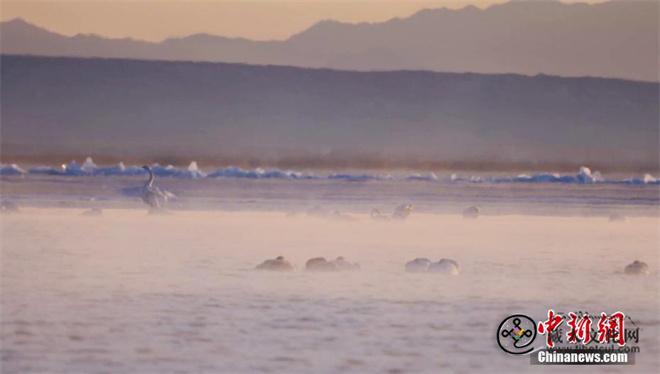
[[624, 260, 649, 275], [405, 258, 432, 273], [428, 259, 460, 275], [405, 258, 460, 275], [305, 256, 360, 271], [462, 206, 480, 218], [305, 257, 337, 271], [256, 256, 294, 271], [371, 204, 414, 221]]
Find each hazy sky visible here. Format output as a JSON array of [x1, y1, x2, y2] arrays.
[[1, 0, 608, 41]]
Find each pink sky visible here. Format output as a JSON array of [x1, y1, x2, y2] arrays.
[[1, 0, 607, 41]]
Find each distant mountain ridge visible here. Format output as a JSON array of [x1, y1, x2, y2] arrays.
[[1, 0, 658, 81], [2, 55, 658, 170]]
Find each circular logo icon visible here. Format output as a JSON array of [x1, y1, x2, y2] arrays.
[[497, 314, 537, 354]]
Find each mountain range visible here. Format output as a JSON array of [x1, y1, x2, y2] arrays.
[[1, 0, 657, 81], [2, 54, 657, 170]]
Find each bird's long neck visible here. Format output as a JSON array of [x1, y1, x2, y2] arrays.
[[144, 168, 155, 188]]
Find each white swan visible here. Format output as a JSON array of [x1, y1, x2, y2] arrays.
[[333, 256, 360, 271], [305, 256, 360, 272], [141, 165, 175, 209], [392, 204, 414, 220], [405, 258, 460, 274], [371, 204, 414, 221], [428, 259, 460, 275], [256, 256, 294, 271], [624, 260, 649, 275], [305, 257, 337, 271], [463, 206, 480, 219], [405, 258, 431, 273], [370, 208, 389, 220]]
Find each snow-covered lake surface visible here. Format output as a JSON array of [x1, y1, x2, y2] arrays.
[[1, 174, 659, 373]]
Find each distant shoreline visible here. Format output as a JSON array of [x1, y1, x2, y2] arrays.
[[2, 153, 658, 174]]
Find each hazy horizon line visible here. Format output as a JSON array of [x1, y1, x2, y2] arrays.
[[3, 53, 655, 84]]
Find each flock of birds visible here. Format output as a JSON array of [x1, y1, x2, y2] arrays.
[[0, 165, 652, 276], [255, 255, 459, 274], [256, 256, 361, 272], [255, 256, 649, 275]]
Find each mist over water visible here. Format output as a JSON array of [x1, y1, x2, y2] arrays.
[[1, 1, 658, 371], [1, 175, 659, 373], [2, 168, 659, 217]]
